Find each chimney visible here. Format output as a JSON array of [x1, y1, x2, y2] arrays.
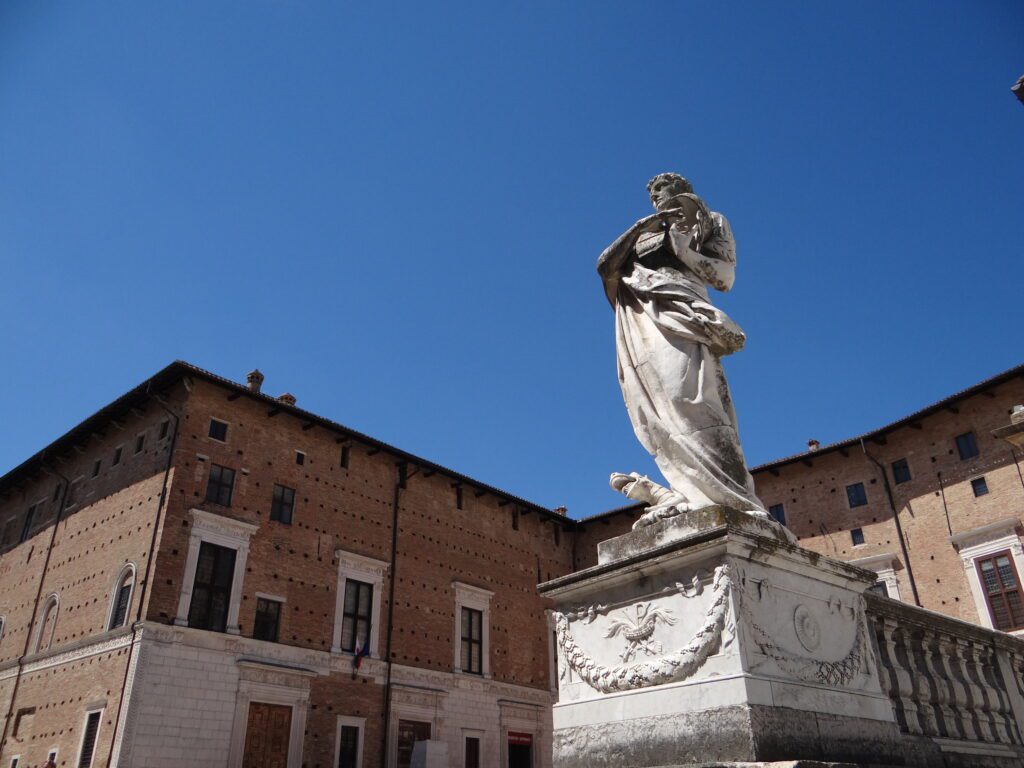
[[277, 392, 297, 406], [807, 439, 820, 452], [554, 506, 568, 516], [246, 369, 265, 393]]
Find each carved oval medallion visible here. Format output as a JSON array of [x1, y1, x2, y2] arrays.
[[793, 604, 821, 652]]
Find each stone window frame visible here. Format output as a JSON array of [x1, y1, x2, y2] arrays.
[[951, 517, 1024, 635], [332, 549, 388, 657], [334, 715, 366, 768], [174, 508, 257, 635], [9, 754, 19, 768], [32, 593, 59, 654], [849, 552, 901, 600], [227, 664, 312, 768], [105, 562, 137, 631], [75, 704, 105, 768], [0, 614, 6, 644], [452, 581, 494, 678], [387, 693, 442, 768], [461, 727, 485, 768]]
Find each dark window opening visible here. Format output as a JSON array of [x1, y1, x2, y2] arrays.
[[20, 504, 37, 543], [340, 445, 350, 469], [465, 737, 481, 768], [187, 541, 236, 632], [205, 464, 236, 506], [455, 486, 463, 510], [65, 480, 82, 509], [109, 577, 132, 630], [851, 528, 865, 546], [337, 724, 360, 768], [92, 459, 101, 478], [134, 434, 145, 454], [971, 477, 989, 497], [253, 597, 281, 642], [77, 710, 102, 768], [512, 508, 520, 530], [846, 482, 868, 508], [270, 484, 295, 525], [208, 419, 228, 442], [553, 524, 561, 546], [340, 579, 373, 653], [956, 431, 979, 461], [891, 458, 911, 485], [52, 484, 61, 501], [768, 503, 786, 525], [158, 420, 170, 440], [112, 447, 122, 466], [978, 551, 1024, 631], [295, 451, 305, 466], [461, 606, 483, 674]]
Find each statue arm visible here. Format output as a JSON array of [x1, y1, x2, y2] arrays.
[[668, 212, 737, 293], [597, 213, 664, 305]]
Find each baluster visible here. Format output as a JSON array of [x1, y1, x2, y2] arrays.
[[966, 641, 1000, 743], [908, 629, 941, 736], [937, 634, 966, 741], [884, 618, 923, 734], [979, 646, 1016, 745], [951, 637, 984, 742]]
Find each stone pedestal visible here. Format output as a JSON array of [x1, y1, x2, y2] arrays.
[[410, 739, 448, 768], [539, 510, 906, 767]]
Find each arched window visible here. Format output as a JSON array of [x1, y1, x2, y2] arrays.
[[34, 594, 59, 653], [107, 564, 136, 631]]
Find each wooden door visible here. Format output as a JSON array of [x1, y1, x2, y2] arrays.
[[243, 702, 292, 768]]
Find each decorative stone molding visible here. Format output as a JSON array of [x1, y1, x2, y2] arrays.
[[554, 565, 731, 692], [174, 508, 258, 634], [227, 660, 311, 768], [453, 581, 494, 677], [332, 548, 389, 657], [950, 518, 1024, 632]]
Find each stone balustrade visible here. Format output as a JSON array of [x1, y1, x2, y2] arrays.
[[867, 591, 1024, 759]]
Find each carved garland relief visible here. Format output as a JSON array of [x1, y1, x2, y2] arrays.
[[554, 565, 731, 693]]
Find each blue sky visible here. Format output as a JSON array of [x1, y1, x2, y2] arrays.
[[1, 2, 1021, 517]]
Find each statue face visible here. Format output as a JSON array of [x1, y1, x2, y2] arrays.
[[649, 177, 691, 211]]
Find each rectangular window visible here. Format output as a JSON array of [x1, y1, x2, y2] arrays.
[[768, 503, 786, 525], [158, 420, 170, 440], [397, 720, 431, 768], [846, 482, 868, 508], [295, 451, 305, 466], [512, 508, 519, 531], [455, 486, 464, 510], [337, 723, 361, 768], [109, 581, 132, 630], [340, 445, 350, 469], [977, 551, 1024, 631], [134, 434, 145, 454], [10, 758, 18, 768], [253, 597, 282, 642], [208, 419, 228, 442], [956, 431, 979, 460], [971, 477, 989, 497], [52, 484, 61, 502], [205, 464, 236, 506], [867, 581, 889, 597], [461, 606, 483, 674], [187, 542, 237, 632], [891, 458, 911, 485], [112, 447, 122, 466], [65, 479, 82, 509], [553, 524, 561, 546], [851, 527, 865, 546], [465, 737, 481, 768], [92, 459, 101, 478], [19, 505, 37, 543], [77, 710, 102, 768], [270, 484, 295, 525], [340, 580, 373, 653]]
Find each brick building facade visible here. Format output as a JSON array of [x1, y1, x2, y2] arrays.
[[1, 363, 572, 768], [1, 361, 1022, 768]]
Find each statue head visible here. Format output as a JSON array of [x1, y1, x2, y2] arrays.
[[647, 172, 693, 211]]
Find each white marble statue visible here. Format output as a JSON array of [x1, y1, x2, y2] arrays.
[[598, 173, 769, 528]]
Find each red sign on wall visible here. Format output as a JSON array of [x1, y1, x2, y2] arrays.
[[508, 732, 533, 746]]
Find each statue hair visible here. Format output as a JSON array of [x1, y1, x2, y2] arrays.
[[647, 172, 693, 197]]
